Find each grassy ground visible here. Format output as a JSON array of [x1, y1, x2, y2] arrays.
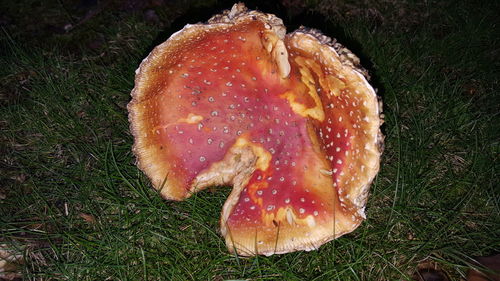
[[1, 0, 499, 280]]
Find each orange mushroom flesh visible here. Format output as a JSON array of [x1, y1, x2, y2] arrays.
[[128, 3, 383, 256]]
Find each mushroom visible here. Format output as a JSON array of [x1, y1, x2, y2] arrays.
[[128, 3, 383, 256]]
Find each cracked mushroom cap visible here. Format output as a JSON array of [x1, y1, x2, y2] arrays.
[[128, 3, 383, 256]]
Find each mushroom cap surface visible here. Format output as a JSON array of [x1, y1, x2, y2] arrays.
[[128, 3, 383, 256]]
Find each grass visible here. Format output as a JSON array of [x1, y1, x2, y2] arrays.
[[1, 0, 499, 280]]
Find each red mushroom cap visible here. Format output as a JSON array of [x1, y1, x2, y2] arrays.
[[128, 3, 383, 256]]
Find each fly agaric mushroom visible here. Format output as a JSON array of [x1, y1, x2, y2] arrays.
[[128, 3, 383, 256]]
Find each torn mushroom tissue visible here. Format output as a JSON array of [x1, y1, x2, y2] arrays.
[[127, 3, 383, 256]]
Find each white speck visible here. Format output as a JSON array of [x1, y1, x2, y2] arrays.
[[226, 82, 232, 87], [279, 177, 285, 182], [199, 156, 206, 162], [272, 189, 277, 195], [299, 208, 305, 214], [313, 211, 319, 216], [208, 97, 215, 102], [336, 147, 341, 152], [300, 198, 305, 202], [207, 138, 213, 145], [285, 198, 290, 204], [257, 190, 263, 196], [266, 205, 275, 211]]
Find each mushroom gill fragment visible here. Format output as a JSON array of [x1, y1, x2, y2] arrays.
[[128, 3, 383, 256]]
